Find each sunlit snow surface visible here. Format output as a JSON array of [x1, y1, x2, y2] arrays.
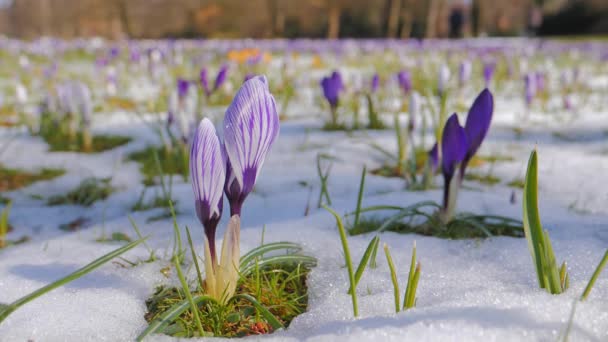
[[0, 88, 607, 341]]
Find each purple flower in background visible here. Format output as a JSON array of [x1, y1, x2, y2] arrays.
[[321, 71, 343, 109], [535, 72, 545, 93], [190, 118, 226, 263], [461, 88, 493, 175], [397, 70, 412, 94], [200, 68, 210, 96], [483, 62, 496, 87], [109, 47, 120, 59], [428, 142, 439, 173], [459, 60, 472, 87], [524, 73, 536, 107], [177, 79, 190, 99], [223, 76, 280, 216], [214, 64, 229, 91], [440, 113, 468, 221], [371, 74, 380, 93]]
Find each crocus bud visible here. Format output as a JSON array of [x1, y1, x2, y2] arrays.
[[321, 71, 343, 109], [371, 74, 380, 93], [440, 114, 468, 223], [191, 118, 226, 263], [461, 88, 493, 176], [214, 65, 229, 91], [397, 70, 412, 95], [438, 64, 450, 96], [223, 76, 279, 216], [483, 62, 495, 88]]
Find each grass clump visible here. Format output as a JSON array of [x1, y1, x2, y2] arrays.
[[0, 165, 65, 191], [464, 172, 501, 186], [143, 263, 310, 338], [128, 146, 189, 186], [42, 132, 131, 153], [47, 177, 114, 207]]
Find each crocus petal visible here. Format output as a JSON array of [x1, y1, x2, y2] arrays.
[[463, 88, 493, 165], [429, 142, 439, 173], [190, 118, 226, 228], [223, 75, 279, 208], [441, 113, 468, 182]]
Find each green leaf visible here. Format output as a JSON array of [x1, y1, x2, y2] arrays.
[[522, 150, 547, 288], [348, 236, 379, 294], [136, 295, 217, 341], [0, 238, 146, 324], [384, 244, 400, 313], [230, 294, 284, 330], [240, 254, 317, 277], [240, 242, 302, 269], [581, 249, 608, 301]]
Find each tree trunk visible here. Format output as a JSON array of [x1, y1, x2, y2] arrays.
[[425, 0, 439, 38], [386, 0, 401, 38], [327, 2, 341, 39], [400, 10, 412, 38]]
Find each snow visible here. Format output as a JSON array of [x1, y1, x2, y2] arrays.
[[0, 41, 607, 341]]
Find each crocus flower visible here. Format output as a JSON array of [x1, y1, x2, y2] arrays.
[[460, 88, 493, 176], [440, 113, 468, 223], [371, 74, 380, 93], [214, 64, 229, 91], [428, 142, 439, 173], [397, 70, 412, 94], [483, 62, 495, 87], [200, 68, 210, 96], [223, 75, 280, 216], [524, 73, 536, 107], [177, 79, 190, 99], [320, 71, 343, 109], [438, 64, 450, 96], [191, 118, 226, 263]]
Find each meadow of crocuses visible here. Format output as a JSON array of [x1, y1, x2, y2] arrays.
[[0, 37, 607, 341]]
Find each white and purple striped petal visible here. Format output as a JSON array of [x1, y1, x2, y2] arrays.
[[223, 75, 279, 215], [190, 118, 226, 255]]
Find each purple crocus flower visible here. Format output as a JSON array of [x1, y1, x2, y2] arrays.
[[320, 71, 343, 109], [397, 70, 412, 94], [190, 118, 226, 263], [524, 73, 536, 107], [214, 64, 229, 91], [177, 79, 190, 99], [200, 68, 210, 97], [223, 76, 280, 216], [460, 88, 493, 175], [428, 142, 439, 173], [440, 113, 468, 221], [483, 62, 495, 87], [371, 74, 380, 93]]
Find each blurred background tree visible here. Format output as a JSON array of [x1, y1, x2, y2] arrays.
[[0, 0, 606, 39]]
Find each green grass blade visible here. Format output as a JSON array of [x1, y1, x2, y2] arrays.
[[369, 236, 379, 269], [383, 244, 400, 313], [522, 150, 547, 288], [0, 238, 146, 324], [230, 294, 284, 330], [323, 205, 358, 317], [348, 236, 379, 294], [403, 242, 417, 310], [542, 230, 564, 294], [240, 254, 317, 277], [136, 295, 216, 341], [581, 249, 608, 301], [185, 226, 204, 290], [240, 242, 302, 269], [406, 264, 421, 309], [353, 166, 367, 229], [173, 254, 204, 336]]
